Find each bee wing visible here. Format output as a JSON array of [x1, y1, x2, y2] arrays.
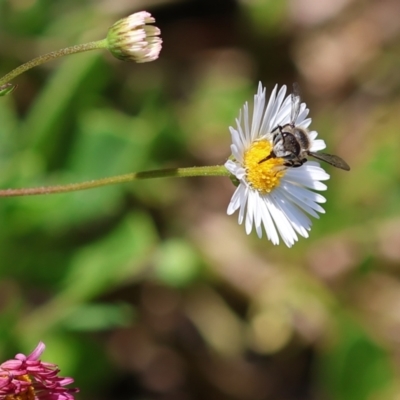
[[308, 151, 350, 171], [290, 83, 301, 124]]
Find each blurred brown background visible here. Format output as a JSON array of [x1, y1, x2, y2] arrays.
[[1, 0, 400, 399]]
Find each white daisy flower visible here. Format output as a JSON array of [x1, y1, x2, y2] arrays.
[[225, 83, 330, 247]]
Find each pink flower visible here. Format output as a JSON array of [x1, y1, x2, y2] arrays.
[[0, 342, 78, 400]]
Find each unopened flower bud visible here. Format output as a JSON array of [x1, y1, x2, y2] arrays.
[[106, 11, 162, 63]]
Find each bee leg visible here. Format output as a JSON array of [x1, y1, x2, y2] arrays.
[[258, 151, 276, 164], [283, 160, 295, 167], [270, 125, 280, 133], [286, 158, 305, 168]]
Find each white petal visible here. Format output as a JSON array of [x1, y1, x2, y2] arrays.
[[283, 180, 326, 204], [310, 140, 326, 152], [245, 192, 256, 235], [230, 145, 240, 163], [229, 127, 242, 151], [253, 195, 263, 239], [227, 185, 242, 215], [269, 86, 288, 130], [258, 195, 279, 244], [272, 188, 312, 237], [295, 104, 309, 125], [265, 195, 298, 247], [243, 102, 251, 144], [299, 117, 312, 129], [259, 84, 279, 135], [280, 182, 326, 216], [302, 164, 330, 181], [251, 84, 266, 141], [285, 166, 330, 190], [224, 159, 238, 175], [238, 184, 249, 225], [273, 95, 292, 128], [308, 131, 318, 140]]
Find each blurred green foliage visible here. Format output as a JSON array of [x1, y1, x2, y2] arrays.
[[1, 0, 400, 399]]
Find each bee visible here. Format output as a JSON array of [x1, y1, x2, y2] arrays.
[[259, 84, 350, 171]]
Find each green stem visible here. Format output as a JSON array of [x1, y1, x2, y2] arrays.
[[0, 165, 230, 197], [0, 39, 108, 86]]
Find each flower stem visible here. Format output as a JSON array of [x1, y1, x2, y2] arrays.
[[0, 165, 230, 197], [0, 39, 108, 86]]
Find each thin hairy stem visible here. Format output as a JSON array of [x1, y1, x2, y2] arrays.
[[0, 39, 107, 86], [0, 165, 230, 197]]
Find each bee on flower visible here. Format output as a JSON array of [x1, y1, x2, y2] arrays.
[[225, 83, 339, 247]]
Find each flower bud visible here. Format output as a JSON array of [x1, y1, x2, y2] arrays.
[[106, 11, 162, 63]]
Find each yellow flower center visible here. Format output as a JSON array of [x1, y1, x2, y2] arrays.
[[244, 140, 286, 193], [4, 375, 36, 400]]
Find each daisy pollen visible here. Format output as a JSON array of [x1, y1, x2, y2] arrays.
[[0, 342, 78, 400], [243, 140, 286, 193], [225, 83, 330, 247]]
